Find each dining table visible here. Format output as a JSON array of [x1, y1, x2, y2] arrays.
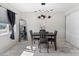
[[30, 31, 56, 51], [32, 32, 55, 40]]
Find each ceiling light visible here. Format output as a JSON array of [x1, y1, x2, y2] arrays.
[[41, 3, 46, 5]]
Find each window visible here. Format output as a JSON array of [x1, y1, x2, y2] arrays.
[[0, 23, 9, 35], [0, 7, 9, 35]]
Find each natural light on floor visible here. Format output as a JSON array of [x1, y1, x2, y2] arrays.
[[20, 46, 36, 56]]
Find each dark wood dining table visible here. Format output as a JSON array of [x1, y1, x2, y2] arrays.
[[32, 32, 55, 40], [30, 32, 56, 51]]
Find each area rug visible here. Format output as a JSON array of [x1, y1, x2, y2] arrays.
[[20, 51, 34, 56]]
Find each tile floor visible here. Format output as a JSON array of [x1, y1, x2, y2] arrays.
[[0, 40, 79, 56]]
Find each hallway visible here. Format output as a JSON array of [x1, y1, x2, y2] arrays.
[[1, 41, 79, 56]]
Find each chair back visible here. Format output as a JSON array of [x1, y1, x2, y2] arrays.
[[39, 30, 45, 38], [54, 30, 58, 36], [30, 30, 33, 39], [40, 29, 46, 32], [39, 30, 48, 43], [54, 30, 58, 41]]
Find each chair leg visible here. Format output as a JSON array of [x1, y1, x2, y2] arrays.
[[34, 41, 35, 44], [18, 39, 21, 42], [39, 44, 41, 52], [39, 45, 41, 53], [38, 43, 40, 48], [47, 44, 49, 53], [54, 42, 57, 51]]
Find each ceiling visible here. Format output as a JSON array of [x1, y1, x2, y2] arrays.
[[10, 3, 79, 13]]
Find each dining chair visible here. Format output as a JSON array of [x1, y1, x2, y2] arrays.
[[30, 30, 39, 44], [48, 30, 58, 51], [30, 30, 35, 44], [38, 30, 49, 53], [30, 30, 33, 43]]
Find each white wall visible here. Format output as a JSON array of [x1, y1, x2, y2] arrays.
[[66, 9, 79, 48], [21, 11, 65, 47], [0, 3, 21, 53]]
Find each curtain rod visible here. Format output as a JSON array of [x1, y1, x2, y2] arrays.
[[0, 5, 16, 14]]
